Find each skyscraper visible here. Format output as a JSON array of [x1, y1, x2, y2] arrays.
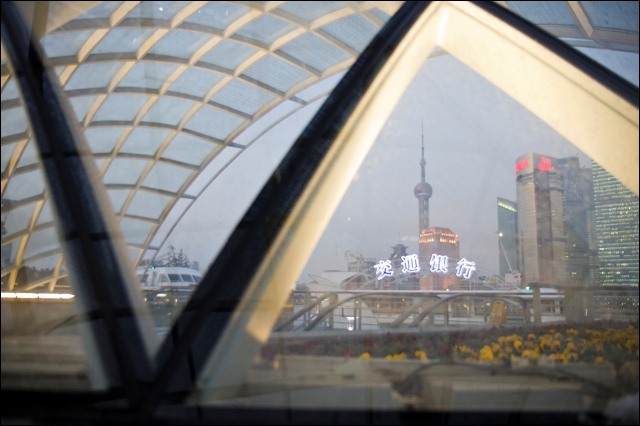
[[515, 152, 566, 287], [556, 157, 596, 287], [496, 197, 519, 279], [516, 153, 599, 321], [419, 227, 460, 290], [592, 161, 639, 287]]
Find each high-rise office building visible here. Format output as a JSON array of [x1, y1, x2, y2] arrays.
[[419, 227, 460, 291], [516, 153, 598, 321], [556, 157, 596, 287], [592, 161, 639, 287], [515, 152, 566, 287], [496, 197, 518, 279]]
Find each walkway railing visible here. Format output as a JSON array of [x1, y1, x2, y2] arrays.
[[273, 288, 638, 332]]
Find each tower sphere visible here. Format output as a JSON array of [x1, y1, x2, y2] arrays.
[[414, 182, 432, 198]]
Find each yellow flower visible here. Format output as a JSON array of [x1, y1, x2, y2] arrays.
[[462, 345, 474, 354], [386, 352, 408, 360], [415, 350, 428, 361], [480, 345, 494, 361], [359, 352, 371, 359], [595, 356, 606, 364], [539, 339, 551, 352], [513, 339, 523, 352], [527, 333, 537, 340], [565, 352, 578, 362]]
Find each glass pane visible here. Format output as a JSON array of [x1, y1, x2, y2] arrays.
[[235, 15, 297, 45], [193, 2, 639, 420], [183, 2, 249, 31], [2, 42, 95, 394]]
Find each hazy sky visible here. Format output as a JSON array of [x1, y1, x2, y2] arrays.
[[166, 47, 637, 283]]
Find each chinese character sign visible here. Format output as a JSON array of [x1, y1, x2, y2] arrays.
[[430, 254, 448, 274], [456, 258, 476, 279], [401, 254, 420, 273], [374, 260, 394, 280], [538, 155, 555, 171], [374, 252, 477, 281]]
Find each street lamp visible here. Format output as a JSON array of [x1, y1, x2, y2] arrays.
[[497, 232, 514, 275]]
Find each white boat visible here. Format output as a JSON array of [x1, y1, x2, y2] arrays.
[[136, 265, 202, 290], [137, 265, 202, 307]]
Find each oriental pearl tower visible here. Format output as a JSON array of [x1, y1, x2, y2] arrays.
[[414, 126, 432, 290], [414, 127, 432, 234]]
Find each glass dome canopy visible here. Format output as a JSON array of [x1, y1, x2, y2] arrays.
[[1, 1, 638, 294]]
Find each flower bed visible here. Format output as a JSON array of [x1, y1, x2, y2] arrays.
[[260, 320, 639, 413], [263, 320, 639, 366]]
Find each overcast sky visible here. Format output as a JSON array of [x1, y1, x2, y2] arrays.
[[166, 47, 637, 283]]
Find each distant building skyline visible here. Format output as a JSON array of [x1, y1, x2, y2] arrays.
[[510, 152, 638, 289], [408, 140, 638, 292]]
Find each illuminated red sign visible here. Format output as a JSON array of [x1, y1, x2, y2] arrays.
[[538, 156, 554, 171], [515, 159, 529, 173]]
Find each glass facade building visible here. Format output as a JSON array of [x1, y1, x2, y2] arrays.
[[496, 196, 519, 280], [592, 161, 640, 287], [557, 156, 597, 288]]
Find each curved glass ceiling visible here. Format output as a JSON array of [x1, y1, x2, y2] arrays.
[[1, 1, 638, 293]]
